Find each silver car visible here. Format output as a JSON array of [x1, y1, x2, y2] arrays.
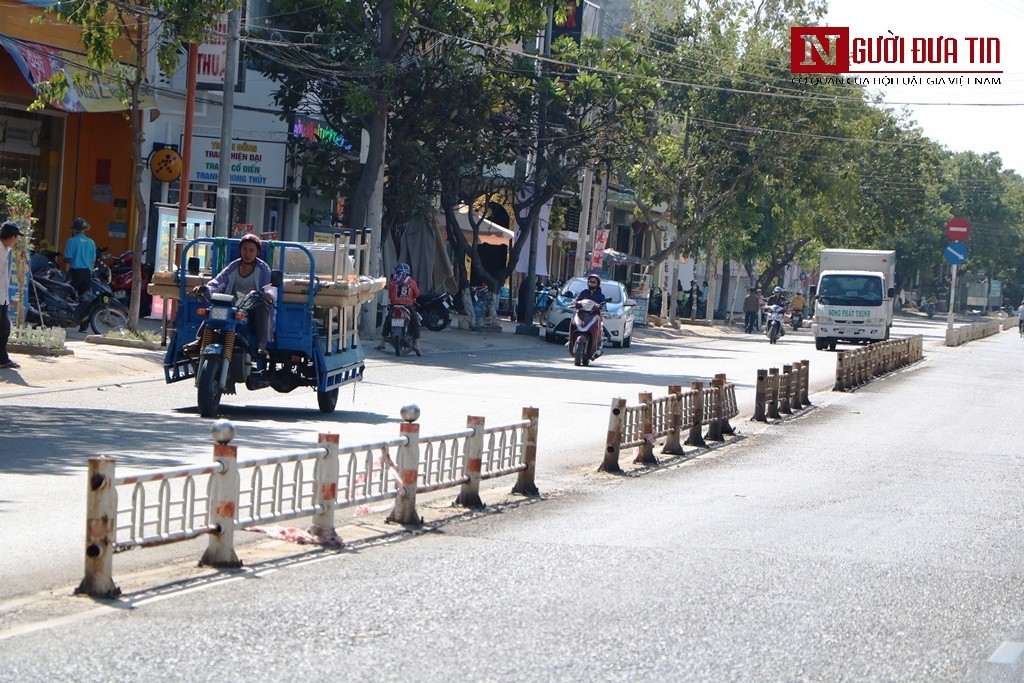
[[544, 277, 636, 348]]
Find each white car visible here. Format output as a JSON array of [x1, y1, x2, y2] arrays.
[[544, 277, 636, 348]]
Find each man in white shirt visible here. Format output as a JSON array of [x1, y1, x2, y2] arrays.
[[0, 221, 23, 369]]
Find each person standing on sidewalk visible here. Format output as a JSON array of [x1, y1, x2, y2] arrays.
[[0, 221, 23, 370], [63, 217, 95, 297]]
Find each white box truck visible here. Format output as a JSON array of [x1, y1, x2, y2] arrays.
[[810, 249, 896, 351]]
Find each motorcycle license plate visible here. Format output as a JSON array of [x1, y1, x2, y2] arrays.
[[392, 318, 406, 328]]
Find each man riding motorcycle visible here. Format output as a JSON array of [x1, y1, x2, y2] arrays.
[[766, 286, 789, 337], [376, 263, 422, 356], [573, 274, 607, 358]]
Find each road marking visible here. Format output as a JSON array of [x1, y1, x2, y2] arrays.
[[988, 642, 1024, 665]]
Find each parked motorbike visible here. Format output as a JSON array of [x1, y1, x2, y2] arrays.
[[96, 247, 153, 317], [790, 309, 803, 330], [921, 301, 936, 318], [568, 299, 603, 367], [26, 272, 129, 334], [534, 281, 559, 322], [764, 304, 785, 344], [384, 304, 417, 356], [414, 290, 453, 332]]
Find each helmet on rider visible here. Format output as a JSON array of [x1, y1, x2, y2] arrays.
[[239, 233, 262, 250], [773, 286, 783, 294], [586, 274, 601, 288], [394, 262, 411, 284]]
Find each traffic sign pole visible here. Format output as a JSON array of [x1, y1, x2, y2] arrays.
[[946, 263, 957, 332]]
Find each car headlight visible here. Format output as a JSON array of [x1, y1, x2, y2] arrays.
[[606, 308, 625, 319]]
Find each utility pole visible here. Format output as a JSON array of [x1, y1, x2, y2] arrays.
[[215, 9, 240, 236]]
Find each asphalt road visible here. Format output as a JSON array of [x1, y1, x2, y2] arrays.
[[0, 313, 964, 599], [0, 320, 1020, 680]]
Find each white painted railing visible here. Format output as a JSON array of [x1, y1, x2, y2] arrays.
[[77, 407, 539, 598]]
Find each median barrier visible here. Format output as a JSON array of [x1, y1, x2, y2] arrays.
[[77, 407, 539, 598], [600, 375, 739, 473], [833, 335, 923, 391], [751, 360, 810, 423], [945, 317, 1015, 346]]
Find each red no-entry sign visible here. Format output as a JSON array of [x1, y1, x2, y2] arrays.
[[945, 216, 970, 241]]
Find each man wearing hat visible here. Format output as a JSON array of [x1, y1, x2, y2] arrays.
[[0, 221, 23, 369], [64, 217, 96, 298]]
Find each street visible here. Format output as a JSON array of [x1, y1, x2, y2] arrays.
[[0, 313, 945, 599], [0, 318, 1021, 680]]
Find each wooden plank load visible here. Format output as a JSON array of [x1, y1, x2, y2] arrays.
[[149, 271, 386, 308]]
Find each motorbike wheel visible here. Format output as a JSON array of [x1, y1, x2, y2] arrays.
[[196, 357, 223, 418], [422, 308, 450, 332], [90, 306, 129, 334], [769, 323, 779, 344], [574, 337, 589, 367], [394, 328, 405, 356], [317, 388, 339, 413]]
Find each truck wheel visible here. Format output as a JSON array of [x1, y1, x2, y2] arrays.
[[828, 339, 837, 351], [884, 325, 891, 341], [196, 357, 223, 418], [317, 388, 339, 413], [815, 337, 827, 351]]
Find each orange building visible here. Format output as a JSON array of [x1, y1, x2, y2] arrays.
[[1, 0, 136, 255]]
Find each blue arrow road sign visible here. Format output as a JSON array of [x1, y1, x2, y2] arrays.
[[944, 241, 968, 265]]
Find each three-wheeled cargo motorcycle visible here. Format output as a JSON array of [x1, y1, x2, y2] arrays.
[[158, 237, 378, 417]]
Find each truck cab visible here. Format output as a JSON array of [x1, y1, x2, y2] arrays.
[[811, 270, 893, 350]]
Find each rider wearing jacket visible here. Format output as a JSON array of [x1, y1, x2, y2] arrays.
[[574, 274, 607, 355], [766, 286, 788, 336], [377, 263, 422, 355]]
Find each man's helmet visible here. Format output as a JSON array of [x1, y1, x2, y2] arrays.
[[239, 233, 262, 250], [395, 263, 411, 276], [587, 274, 601, 286], [773, 286, 783, 294]]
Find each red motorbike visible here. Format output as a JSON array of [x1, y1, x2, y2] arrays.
[[96, 247, 153, 316]]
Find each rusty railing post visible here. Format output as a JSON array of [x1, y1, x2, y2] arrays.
[[662, 385, 685, 455], [456, 415, 485, 508], [512, 407, 540, 496], [600, 398, 627, 473], [685, 381, 708, 447], [308, 433, 340, 540], [634, 392, 658, 465], [76, 456, 121, 598], [767, 368, 782, 420], [752, 369, 768, 422]]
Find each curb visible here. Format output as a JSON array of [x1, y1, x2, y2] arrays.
[[9, 343, 74, 357], [84, 335, 162, 351]]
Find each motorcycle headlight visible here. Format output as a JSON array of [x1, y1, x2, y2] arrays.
[[210, 307, 229, 321]]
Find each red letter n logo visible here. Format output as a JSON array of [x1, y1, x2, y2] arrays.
[[790, 27, 850, 73]]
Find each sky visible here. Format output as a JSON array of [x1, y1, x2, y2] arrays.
[[823, 0, 1024, 173]]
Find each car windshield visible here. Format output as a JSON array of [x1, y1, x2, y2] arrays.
[[817, 274, 883, 306], [560, 278, 623, 304]]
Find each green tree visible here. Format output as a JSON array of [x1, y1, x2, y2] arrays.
[[32, 0, 236, 330]]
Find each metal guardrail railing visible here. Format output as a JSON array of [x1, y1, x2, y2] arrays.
[[77, 406, 540, 598], [833, 336, 924, 391], [601, 375, 740, 473], [752, 360, 812, 422], [945, 317, 1015, 347]]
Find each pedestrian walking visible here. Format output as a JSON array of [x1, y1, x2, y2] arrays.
[[1017, 299, 1024, 336], [0, 221, 23, 370], [742, 287, 759, 333]]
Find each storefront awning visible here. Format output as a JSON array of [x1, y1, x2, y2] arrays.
[[0, 35, 155, 112]]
